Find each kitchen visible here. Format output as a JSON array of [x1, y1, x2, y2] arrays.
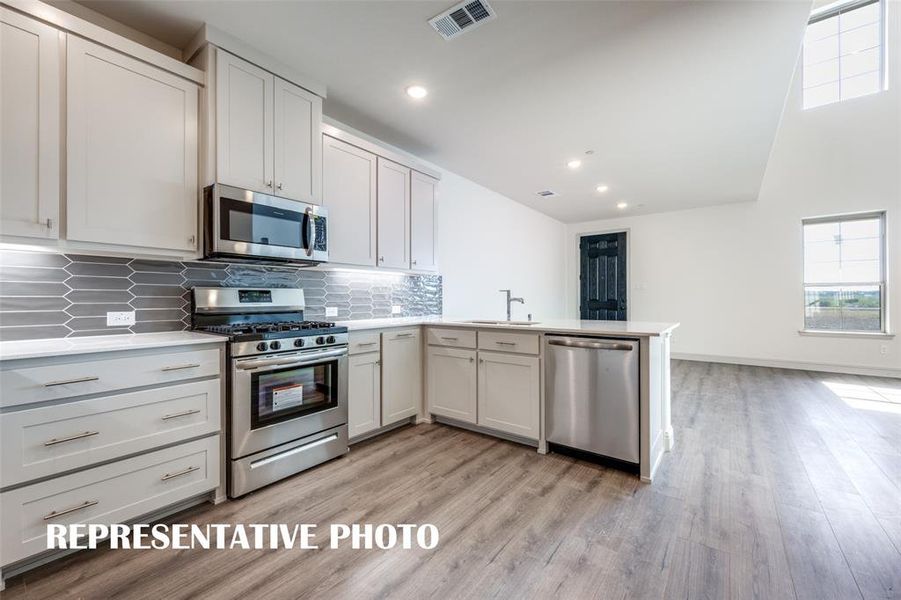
[[0, 0, 899, 598]]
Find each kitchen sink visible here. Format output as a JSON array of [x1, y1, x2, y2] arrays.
[[462, 320, 541, 326]]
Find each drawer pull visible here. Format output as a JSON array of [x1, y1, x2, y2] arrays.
[[395, 333, 414, 338], [43, 500, 98, 520], [161, 465, 200, 481], [161, 408, 201, 421], [43, 376, 99, 387], [495, 341, 517, 346], [356, 342, 377, 347], [161, 363, 201, 372], [440, 336, 458, 341], [44, 430, 99, 446]]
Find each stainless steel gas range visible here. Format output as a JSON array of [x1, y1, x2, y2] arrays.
[[192, 287, 348, 498]]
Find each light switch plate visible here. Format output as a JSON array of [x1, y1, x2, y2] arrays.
[[391, 306, 402, 315], [106, 311, 135, 326], [325, 307, 338, 317]]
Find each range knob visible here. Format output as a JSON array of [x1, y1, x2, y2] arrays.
[[293, 338, 305, 348], [269, 340, 281, 351], [315, 336, 325, 345], [326, 335, 336, 344], [256, 342, 269, 352]]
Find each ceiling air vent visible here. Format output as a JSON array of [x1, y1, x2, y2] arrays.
[[429, 0, 497, 41], [536, 190, 559, 198]]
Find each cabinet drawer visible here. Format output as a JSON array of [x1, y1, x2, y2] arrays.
[[0, 435, 218, 567], [1, 346, 221, 409], [348, 331, 381, 355], [478, 331, 539, 355], [382, 327, 420, 342], [1, 379, 221, 487], [426, 327, 476, 349]]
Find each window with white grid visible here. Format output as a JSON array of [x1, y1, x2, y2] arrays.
[[803, 0, 886, 109], [802, 212, 886, 333]]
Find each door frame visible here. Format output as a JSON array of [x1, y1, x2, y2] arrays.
[[575, 228, 631, 321]]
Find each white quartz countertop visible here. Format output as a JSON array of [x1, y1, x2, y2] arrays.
[[0, 331, 227, 362], [336, 317, 679, 337]]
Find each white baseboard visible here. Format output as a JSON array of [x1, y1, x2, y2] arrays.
[[672, 352, 901, 379]]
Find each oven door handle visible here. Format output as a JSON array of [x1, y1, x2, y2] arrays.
[[304, 207, 314, 257], [235, 348, 347, 372]]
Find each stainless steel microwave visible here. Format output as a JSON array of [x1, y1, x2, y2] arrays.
[[204, 184, 328, 265]]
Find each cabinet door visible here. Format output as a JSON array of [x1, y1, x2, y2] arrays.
[[66, 37, 198, 252], [216, 50, 273, 193], [0, 9, 60, 239], [376, 158, 411, 269], [410, 171, 438, 272], [274, 77, 321, 203], [477, 352, 540, 440], [348, 352, 381, 438], [322, 136, 377, 266], [382, 329, 421, 425], [427, 346, 477, 423]]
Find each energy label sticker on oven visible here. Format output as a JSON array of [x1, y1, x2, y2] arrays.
[[273, 384, 304, 409]]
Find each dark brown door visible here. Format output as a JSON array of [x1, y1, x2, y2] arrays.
[[580, 232, 627, 320]]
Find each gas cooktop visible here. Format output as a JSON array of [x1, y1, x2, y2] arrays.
[[195, 320, 346, 341]]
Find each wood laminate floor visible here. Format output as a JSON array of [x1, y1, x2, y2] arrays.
[[3, 361, 901, 600]]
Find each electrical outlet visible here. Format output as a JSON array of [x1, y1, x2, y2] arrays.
[[880, 344, 889, 355], [106, 311, 135, 327], [325, 307, 338, 318], [392, 305, 402, 315]]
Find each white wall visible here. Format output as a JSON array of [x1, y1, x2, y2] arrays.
[[436, 170, 566, 320], [564, 5, 901, 376]]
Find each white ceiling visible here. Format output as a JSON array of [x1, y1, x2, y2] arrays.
[[71, 0, 811, 223]]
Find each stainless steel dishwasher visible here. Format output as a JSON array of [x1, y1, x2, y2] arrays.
[[545, 336, 640, 465]]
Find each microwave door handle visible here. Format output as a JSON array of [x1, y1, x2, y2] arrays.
[[304, 207, 314, 257]]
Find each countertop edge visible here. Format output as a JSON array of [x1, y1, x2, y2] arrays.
[[336, 318, 680, 337], [0, 331, 227, 362]]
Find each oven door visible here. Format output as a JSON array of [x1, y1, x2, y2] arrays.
[[209, 183, 328, 263], [231, 347, 347, 458]]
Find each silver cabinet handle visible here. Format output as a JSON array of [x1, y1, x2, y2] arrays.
[[43, 376, 99, 387], [378, 256, 385, 263], [161, 408, 201, 421], [495, 341, 517, 346], [356, 342, 377, 347], [44, 430, 99, 446], [469, 357, 475, 363], [43, 500, 98, 521], [266, 180, 273, 188], [412, 259, 417, 266], [395, 333, 414, 338], [441, 336, 458, 341], [375, 360, 381, 366], [161, 465, 199, 481], [161, 363, 200, 372], [46, 218, 53, 229], [547, 339, 634, 351], [277, 182, 284, 190]]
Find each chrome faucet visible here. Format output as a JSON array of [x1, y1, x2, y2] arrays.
[[499, 289, 525, 321]]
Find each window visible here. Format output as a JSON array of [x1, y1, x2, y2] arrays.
[[803, 0, 886, 109], [802, 212, 886, 333]]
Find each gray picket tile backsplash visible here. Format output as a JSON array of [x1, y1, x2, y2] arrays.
[[0, 251, 442, 341]]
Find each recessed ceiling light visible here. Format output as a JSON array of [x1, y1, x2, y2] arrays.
[[567, 159, 582, 169], [596, 184, 609, 193], [617, 202, 628, 209], [405, 85, 428, 99]]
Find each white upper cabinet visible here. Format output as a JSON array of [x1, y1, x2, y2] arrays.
[[66, 37, 199, 252], [322, 136, 377, 266], [381, 329, 422, 424], [0, 9, 61, 240], [377, 158, 411, 269], [410, 171, 439, 272], [274, 78, 321, 203], [214, 50, 322, 203], [215, 50, 274, 193]]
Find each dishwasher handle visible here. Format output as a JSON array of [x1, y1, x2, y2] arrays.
[[547, 338, 634, 351]]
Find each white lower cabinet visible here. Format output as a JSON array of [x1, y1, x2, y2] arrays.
[[0, 436, 219, 566], [427, 346, 477, 424], [381, 329, 421, 425], [348, 352, 381, 438], [477, 351, 540, 440]]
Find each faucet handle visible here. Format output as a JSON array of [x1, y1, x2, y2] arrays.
[[498, 289, 510, 293]]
